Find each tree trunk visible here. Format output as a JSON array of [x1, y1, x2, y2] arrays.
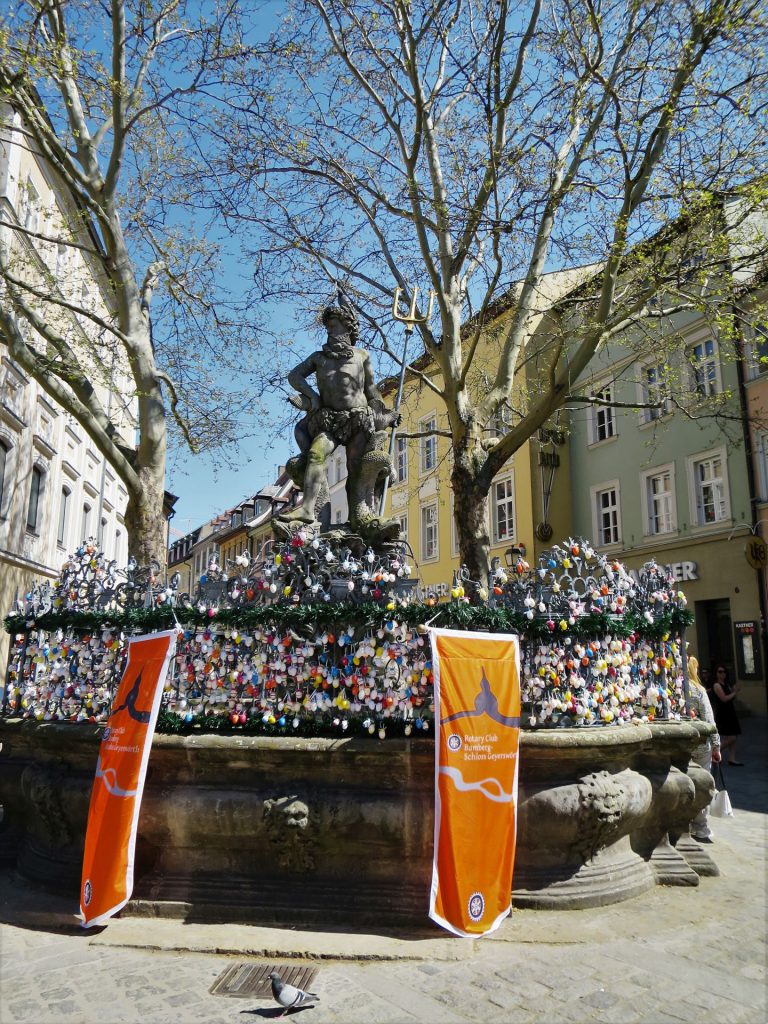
[[121, 312, 168, 568], [451, 454, 491, 595], [124, 461, 168, 567]]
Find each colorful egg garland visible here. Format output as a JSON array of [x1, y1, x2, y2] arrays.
[[3, 536, 693, 734]]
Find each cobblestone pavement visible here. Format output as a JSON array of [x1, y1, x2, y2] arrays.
[[1, 718, 766, 1024]]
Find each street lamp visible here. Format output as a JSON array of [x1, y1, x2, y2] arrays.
[[504, 543, 526, 569]]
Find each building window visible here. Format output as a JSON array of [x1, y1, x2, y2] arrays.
[[27, 465, 43, 531], [492, 476, 516, 544], [57, 486, 71, 545], [421, 503, 438, 560], [397, 513, 408, 542], [99, 515, 108, 547], [588, 385, 616, 443], [640, 362, 670, 422], [55, 242, 69, 281], [690, 450, 728, 525], [20, 176, 40, 233], [593, 484, 621, 546], [689, 338, 719, 397], [757, 432, 768, 502], [77, 282, 92, 332], [396, 436, 408, 483], [746, 323, 768, 379], [82, 502, 92, 541], [335, 508, 342, 523], [0, 440, 9, 513], [643, 467, 675, 536], [420, 415, 437, 473], [115, 528, 122, 562], [328, 454, 344, 485]]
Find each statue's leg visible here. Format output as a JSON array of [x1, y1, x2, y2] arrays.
[[294, 416, 311, 452], [285, 453, 307, 489], [278, 434, 335, 524]]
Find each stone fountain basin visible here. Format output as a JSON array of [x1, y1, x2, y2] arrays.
[[0, 718, 715, 925]]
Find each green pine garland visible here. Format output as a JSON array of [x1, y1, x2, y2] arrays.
[[4, 600, 693, 643]]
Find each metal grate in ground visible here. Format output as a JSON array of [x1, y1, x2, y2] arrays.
[[210, 961, 319, 999]]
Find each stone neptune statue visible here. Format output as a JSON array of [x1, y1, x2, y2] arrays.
[[277, 292, 402, 543]]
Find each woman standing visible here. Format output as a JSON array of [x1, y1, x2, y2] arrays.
[[711, 664, 743, 766]]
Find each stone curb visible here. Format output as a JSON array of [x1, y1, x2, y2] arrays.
[[86, 917, 477, 962]]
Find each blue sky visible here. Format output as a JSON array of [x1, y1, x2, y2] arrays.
[[167, 444, 288, 540], [163, 4, 294, 538]]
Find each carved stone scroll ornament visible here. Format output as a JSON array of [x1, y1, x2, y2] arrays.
[[629, 766, 705, 887], [513, 767, 655, 908]]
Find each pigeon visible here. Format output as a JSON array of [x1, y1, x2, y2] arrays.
[[268, 970, 319, 1017]]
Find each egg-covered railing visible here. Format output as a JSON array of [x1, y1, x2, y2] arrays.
[[3, 535, 693, 735]]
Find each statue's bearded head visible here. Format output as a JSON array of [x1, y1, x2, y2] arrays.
[[322, 316, 355, 359], [320, 302, 359, 358]]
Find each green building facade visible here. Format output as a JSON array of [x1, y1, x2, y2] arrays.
[[567, 308, 765, 714]]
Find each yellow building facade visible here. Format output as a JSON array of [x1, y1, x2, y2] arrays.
[[381, 284, 577, 592]]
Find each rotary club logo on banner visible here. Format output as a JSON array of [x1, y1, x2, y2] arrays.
[[80, 629, 176, 928], [429, 628, 521, 937]]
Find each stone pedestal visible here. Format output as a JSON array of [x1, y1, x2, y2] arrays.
[[0, 717, 717, 925], [676, 835, 720, 877], [514, 727, 655, 907]]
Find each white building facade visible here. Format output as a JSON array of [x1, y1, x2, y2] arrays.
[[0, 101, 133, 669]]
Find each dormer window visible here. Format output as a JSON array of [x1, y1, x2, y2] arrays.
[[20, 176, 40, 234]]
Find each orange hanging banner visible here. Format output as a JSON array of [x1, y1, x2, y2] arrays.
[[429, 628, 521, 937], [80, 629, 176, 928]]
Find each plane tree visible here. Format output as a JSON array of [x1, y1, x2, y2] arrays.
[[0, 0, 258, 565], [221, 0, 768, 582]]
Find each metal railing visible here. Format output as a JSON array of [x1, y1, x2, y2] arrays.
[[3, 534, 692, 733]]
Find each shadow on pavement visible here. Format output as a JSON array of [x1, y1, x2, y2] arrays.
[[240, 1008, 315, 1018], [0, 868, 105, 936], [720, 716, 767, 813]]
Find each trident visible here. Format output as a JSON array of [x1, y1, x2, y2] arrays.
[[379, 285, 437, 516]]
